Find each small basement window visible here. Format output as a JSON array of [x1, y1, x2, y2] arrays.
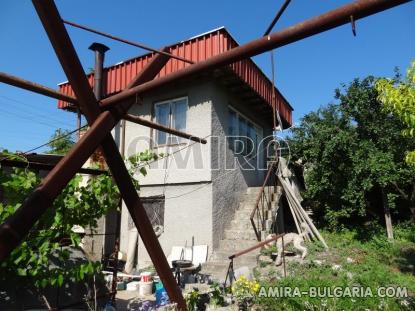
[[154, 97, 188, 146], [128, 195, 165, 230]]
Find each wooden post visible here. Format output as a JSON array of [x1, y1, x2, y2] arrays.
[[382, 189, 394, 240]]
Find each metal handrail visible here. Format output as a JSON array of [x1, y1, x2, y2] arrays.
[[224, 233, 284, 286], [250, 162, 278, 241]]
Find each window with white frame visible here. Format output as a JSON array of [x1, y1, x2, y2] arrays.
[[228, 107, 260, 157], [154, 97, 187, 145]]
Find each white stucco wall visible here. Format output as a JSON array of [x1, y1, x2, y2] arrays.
[[116, 78, 272, 267], [128, 183, 213, 268], [118, 80, 215, 267]]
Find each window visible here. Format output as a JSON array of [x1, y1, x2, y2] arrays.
[[154, 97, 187, 145], [228, 108, 260, 157], [128, 196, 165, 230]]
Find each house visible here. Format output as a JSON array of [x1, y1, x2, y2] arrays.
[[57, 27, 293, 269]]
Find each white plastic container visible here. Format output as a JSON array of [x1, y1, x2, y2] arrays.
[[126, 281, 140, 291], [139, 281, 153, 296]]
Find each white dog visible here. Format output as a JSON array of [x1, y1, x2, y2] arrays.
[[265, 223, 309, 266]]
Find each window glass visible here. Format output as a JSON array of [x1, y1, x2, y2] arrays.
[[155, 103, 170, 145], [154, 98, 187, 146], [228, 108, 260, 158], [238, 117, 247, 155], [171, 99, 187, 144], [247, 122, 257, 158]]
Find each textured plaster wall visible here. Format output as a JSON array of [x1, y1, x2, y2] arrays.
[[131, 183, 213, 268], [119, 80, 214, 265], [210, 83, 270, 248], [123, 80, 213, 186]]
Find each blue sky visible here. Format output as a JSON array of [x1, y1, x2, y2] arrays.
[[0, 0, 414, 152]]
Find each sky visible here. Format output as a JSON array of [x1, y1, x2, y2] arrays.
[[0, 0, 414, 152]]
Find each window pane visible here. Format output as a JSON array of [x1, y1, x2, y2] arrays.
[[172, 99, 187, 131], [155, 103, 170, 145], [171, 99, 187, 144], [247, 123, 257, 158], [238, 117, 247, 155]]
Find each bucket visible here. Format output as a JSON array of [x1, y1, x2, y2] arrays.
[[139, 281, 153, 296], [126, 281, 140, 291], [140, 271, 152, 282]]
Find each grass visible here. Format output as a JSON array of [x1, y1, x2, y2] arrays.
[[254, 223, 415, 310]]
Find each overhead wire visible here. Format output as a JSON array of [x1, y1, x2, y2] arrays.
[[0, 95, 74, 128], [0, 125, 87, 163]]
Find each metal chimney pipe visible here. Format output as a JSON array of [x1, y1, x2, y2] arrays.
[[88, 42, 109, 100]]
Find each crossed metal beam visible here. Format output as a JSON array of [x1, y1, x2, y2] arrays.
[[0, 0, 411, 309]]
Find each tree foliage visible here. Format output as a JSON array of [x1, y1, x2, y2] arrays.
[[376, 61, 415, 165], [0, 150, 157, 288], [289, 76, 415, 229], [47, 128, 75, 155]]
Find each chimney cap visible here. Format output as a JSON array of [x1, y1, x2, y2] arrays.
[[88, 42, 110, 53]]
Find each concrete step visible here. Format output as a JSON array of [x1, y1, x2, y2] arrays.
[[230, 219, 254, 230], [239, 200, 279, 212], [234, 209, 275, 221], [202, 260, 257, 273], [238, 202, 256, 210], [246, 187, 263, 195], [234, 209, 254, 218], [201, 261, 257, 283], [219, 239, 259, 252], [210, 250, 258, 263], [224, 229, 258, 241]]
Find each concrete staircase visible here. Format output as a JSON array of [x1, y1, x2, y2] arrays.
[[201, 186, 281, 282]]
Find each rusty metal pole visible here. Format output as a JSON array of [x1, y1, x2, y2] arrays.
[[0, 0, 411, 308], [0, 69, 206, 145], [100, 0, 413, 110], [263, 0, 292, 36], [30, 1, 186, 309], [0, 71, 77, 104], [123, 114, 207, 144]]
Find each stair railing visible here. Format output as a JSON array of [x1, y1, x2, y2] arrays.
[[250, 162, 278, 241], [224, 233, 284, 286]]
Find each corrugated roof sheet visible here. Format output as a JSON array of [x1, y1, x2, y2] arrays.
[[57, 27, 292, 125]]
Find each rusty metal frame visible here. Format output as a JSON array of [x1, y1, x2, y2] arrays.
[[0, 0, 412, 309], [0, 71, 77, 104], [0, 72, 207, 144], [99, 0, 412, 110]]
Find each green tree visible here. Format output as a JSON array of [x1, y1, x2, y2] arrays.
[[289, 76, 415, 231], [376, 61, 415, 165], [0, 150, 157, 291], [47, 128, 75, 155]]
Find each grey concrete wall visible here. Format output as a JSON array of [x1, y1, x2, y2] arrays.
[[210, 83, 270, 248]]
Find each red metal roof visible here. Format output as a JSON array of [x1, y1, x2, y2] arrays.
[[58, 27, 292, 125]]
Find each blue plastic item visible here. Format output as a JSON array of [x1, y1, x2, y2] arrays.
[[155, 285, 170, 307]]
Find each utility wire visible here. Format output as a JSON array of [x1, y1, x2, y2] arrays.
[[0, 125, 87, 162], [0, 104, 66, 130], [23, 125, 87, 155], [263, 0, 292, 36], [0, 95, 74, 128]]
